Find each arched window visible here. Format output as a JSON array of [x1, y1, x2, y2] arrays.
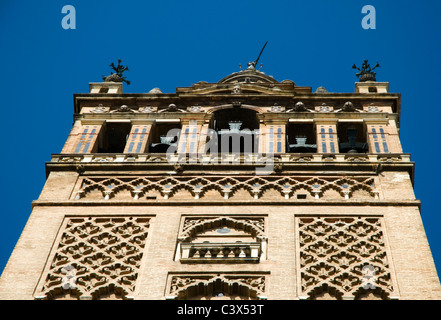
[[211, 108, 259, 154]]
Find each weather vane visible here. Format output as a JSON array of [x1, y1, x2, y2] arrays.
[[240, 41, 268, 71], [102, 58, 131, 85], [352, 60, 380, 82]]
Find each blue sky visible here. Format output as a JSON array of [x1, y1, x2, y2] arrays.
[[1, 0, 440, 280]]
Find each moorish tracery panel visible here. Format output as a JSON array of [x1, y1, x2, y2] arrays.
[[73, 175, 378, 201], [296, 216, 398, 300], [166, 273, 268, 300], [34, 216, 151, 300], [178, 216, 266, 241]]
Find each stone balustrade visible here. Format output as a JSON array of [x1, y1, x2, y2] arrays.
[[51, 153, 411, 164], [180, 242, 261, 263]]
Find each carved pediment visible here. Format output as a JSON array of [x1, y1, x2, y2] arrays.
[[179, 83, 293, 96], [175, 69, 311, 95], [218, 69, 278, 84]]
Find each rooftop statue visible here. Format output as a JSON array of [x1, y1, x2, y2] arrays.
[[352, 60, 380, 82], [102, 59, 131, 85]]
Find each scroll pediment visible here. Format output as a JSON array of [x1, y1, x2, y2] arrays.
[[218, 69, 278, 84], [175, 70, 309, 95], [181, 84, 291, 96]]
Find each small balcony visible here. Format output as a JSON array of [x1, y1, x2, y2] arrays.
[[180, 242, 261, 263]]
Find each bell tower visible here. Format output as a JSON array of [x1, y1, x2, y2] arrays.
[[0, 59, 440, 300]]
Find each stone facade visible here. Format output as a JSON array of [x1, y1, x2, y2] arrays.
[[0, 67, 440, 300]]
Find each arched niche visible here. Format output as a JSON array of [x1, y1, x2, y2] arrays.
[[180, 216, 265, 243], [177, 217, 267, 263], [208, 106, 260, 154], [170, 275, 266, 300]]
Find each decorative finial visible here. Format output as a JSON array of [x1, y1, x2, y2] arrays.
[[102, 58, 131, 85], [352, 60, 380, 82], [243, 41, 268, 71]]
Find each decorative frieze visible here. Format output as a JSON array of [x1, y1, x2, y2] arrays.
[[73, 175, 377, 201], [78, 100, 393, 115]]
